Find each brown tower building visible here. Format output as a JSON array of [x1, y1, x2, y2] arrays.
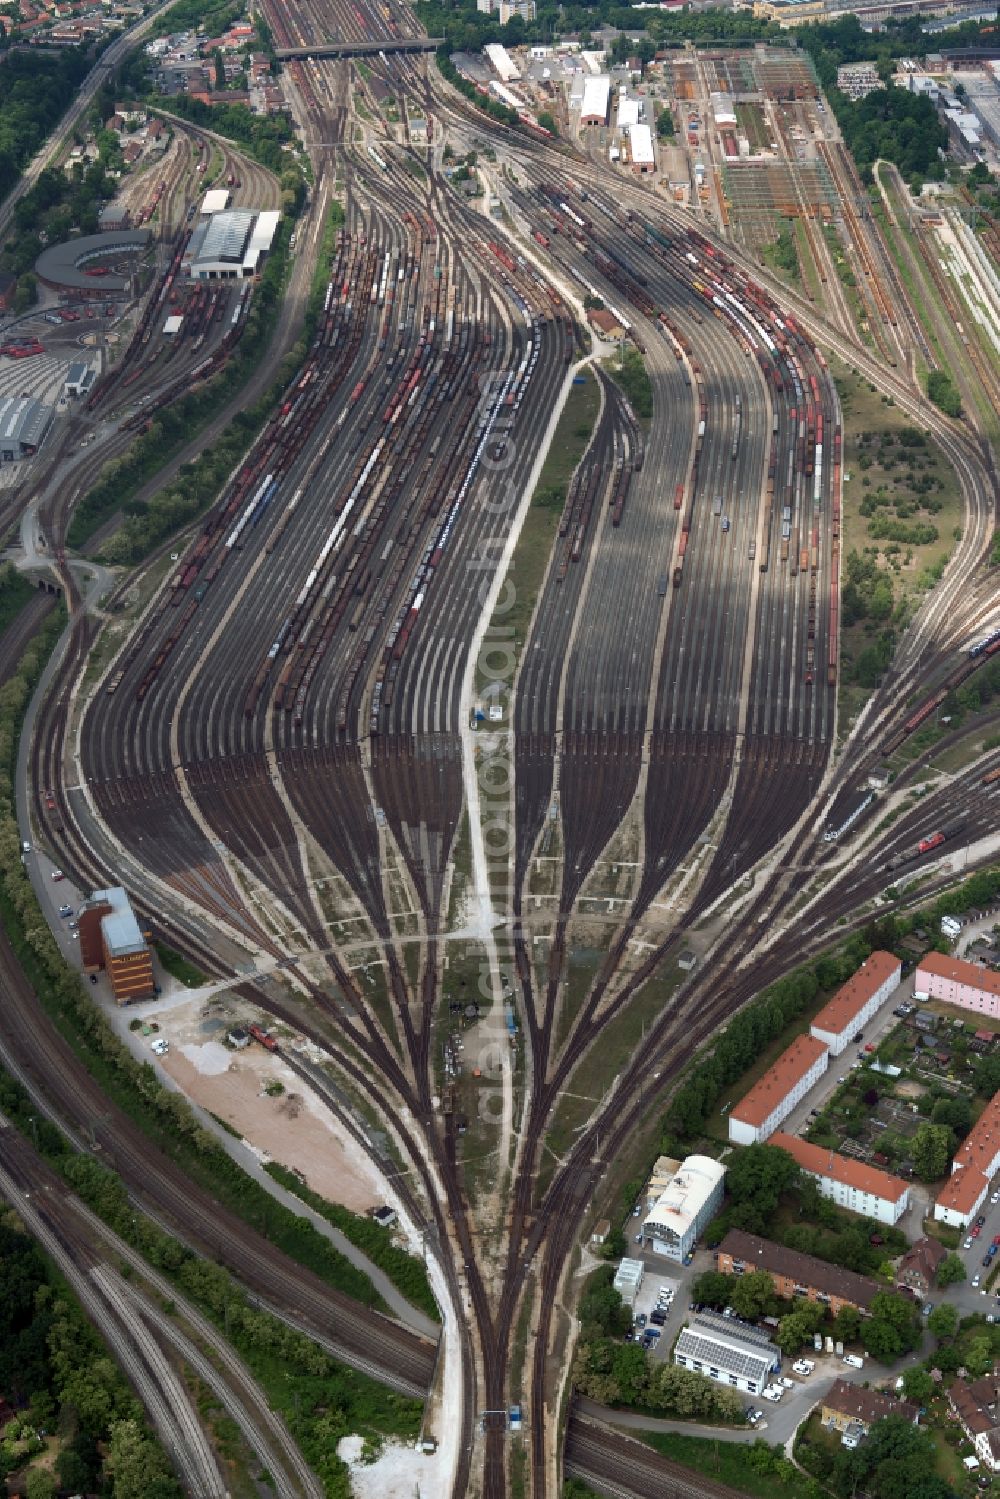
[[79, 887, 155, 1004]]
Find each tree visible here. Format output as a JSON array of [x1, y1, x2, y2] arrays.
[[901, 1366, 934, 1403], [25, 1473, 55, 1499], [691, 1270, 732, 1309], [725, 1145, 800, 1232], [932, 1096, 971, 1136], [926, 1301, 959, 1342], [936, 1252, 966, 1287], [831, 1304, 862, 1345], [865, 1291, 920, 1362], [730, 1269, 776, 1322], [911, 1122, 952, 1182]]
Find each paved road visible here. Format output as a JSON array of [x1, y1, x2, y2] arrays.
[[0, 0, 179, 243]]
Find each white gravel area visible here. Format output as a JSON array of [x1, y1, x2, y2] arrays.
[[179, 1040, 232, 1075], [337, 1435, 443, 1498]]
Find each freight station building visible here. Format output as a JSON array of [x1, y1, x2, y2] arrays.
[[79, 886, 156, 1003], [182, 208, 280, 280]]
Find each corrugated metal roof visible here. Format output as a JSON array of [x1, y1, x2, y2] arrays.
[[199, 209, 254, 264]]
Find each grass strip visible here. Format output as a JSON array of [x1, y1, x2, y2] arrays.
[[265, 1160, 439, 1322]]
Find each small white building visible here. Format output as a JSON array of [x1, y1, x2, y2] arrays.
[[613, 1256, 644, 1308], [674, 1315, 780, 1396], [728, 1034, 829, 1145], [618, 97, 640, 129], [640, 1154, 725, 1261], [809, 950, 902, 1056], [201, 187, 231, 215]]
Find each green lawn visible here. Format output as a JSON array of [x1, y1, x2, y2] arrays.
[[154, 941, 207, 988], [638, 1430, 815, 1497]]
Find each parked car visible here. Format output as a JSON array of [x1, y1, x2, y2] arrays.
[[779, 1377, 794, 1389], [792, 1360, 815, 1376], [922, 1303, 934, 1316], [58, 904, 72, 918], [635, 1314, 647, 1328], [973, 1275, 982, 1288], [966, 1237, 975, 1249], [51, 869, 64, 881], [650, 1311, 666, 1326], [747, 1409, 762, 1425], [978, 1215, 988, 1227], [151, 1038, 169, 1057], [972, 1226, 982, 1238]]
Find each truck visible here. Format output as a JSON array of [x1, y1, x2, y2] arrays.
[[509, 1405, 522, 1432]]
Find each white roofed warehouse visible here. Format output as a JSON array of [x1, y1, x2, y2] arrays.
[[581, 74, 611, 126], [640, 1154, 725, 1261], [182, 208, 281, 280], [629, 121, 655, 173]]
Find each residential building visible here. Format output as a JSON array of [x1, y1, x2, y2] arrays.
[[916, 951, 1000, 1019], [809, 950, 902, 1056], [716, 1229, 881, 1315], [895, 1236, 946, 1299], [78, 886, 155, 1003], [836, 62, 884, 98], [728, 1034, 829, 1145], [498, 0, 535, 20], [640, 1155, 726, 1261], [934, 1091, 1000, 1227], [674, 1314, 780, 1395], [821, 1380, 918, 1436], [949, 1374, 1000, 1471], [771, 1133, 911, 1225]]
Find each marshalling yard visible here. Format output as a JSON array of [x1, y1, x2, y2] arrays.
[[0, 0, 999, 1493]]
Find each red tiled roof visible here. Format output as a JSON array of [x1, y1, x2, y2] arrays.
[[810, 951, 900, 1040], [918, 950, 1000, 1000], [731, 1036, 828, 1129], [772, 1132, 908, 1204]]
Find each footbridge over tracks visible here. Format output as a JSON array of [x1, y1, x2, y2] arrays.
[[275, 36, 443, 59]]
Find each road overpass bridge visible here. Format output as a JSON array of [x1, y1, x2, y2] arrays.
[[275, 36, 443, 60]]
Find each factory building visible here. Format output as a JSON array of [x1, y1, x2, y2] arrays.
[[580, 74, 611, 126], [728, 1034, 829, 1144], [674, 1313, 780, 1395], [79, 886, 155, 1003], [916, 950, 1000, 1019], [639, 1155, 725, 1261], [935, 1091, 1000, 1227], [182, 208, 280, 280], [0, 397, 52, 461], [771, 1133, 910, 1225], [809, 950, 902, 1056]]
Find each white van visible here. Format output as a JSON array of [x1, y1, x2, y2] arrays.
[[843, 1353, 864, 1370]]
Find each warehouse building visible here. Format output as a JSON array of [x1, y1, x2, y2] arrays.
[[809, 950, 902, 1055], [935, 1091, 1000, 1227], [580, 74, 611, 126], [916, 951, 1000, 1019], [639, 1154, 725, 1261], [628, 122, 655, 172], [0, 397, 52, 461], [716, 1229, 881, 1314], [771, 1133, 910, 1225], [484, 42, 520, 83], [201, 187, 231, 215], [64, 363, 97, 399], [182, 208, 280, 280], [674, 1313, 780, 1395], [728, 1034, 829, 1144], [79, 886, 155, 1003]]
